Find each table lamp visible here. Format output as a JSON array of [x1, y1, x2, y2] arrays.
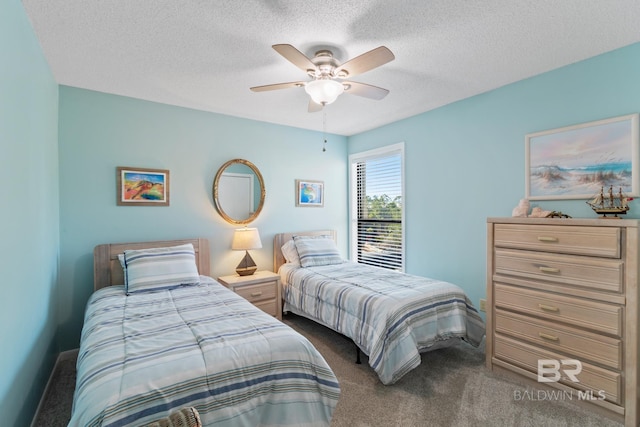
[[231, 227, 262, 276]]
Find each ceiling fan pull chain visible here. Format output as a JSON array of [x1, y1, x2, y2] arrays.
[[322, 110, 327, 152]]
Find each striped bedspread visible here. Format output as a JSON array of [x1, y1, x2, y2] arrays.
[[280, 262, 485, 385], [70, 276, 340, 427]]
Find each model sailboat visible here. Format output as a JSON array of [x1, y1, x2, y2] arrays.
[[586, 185, 633, 217]]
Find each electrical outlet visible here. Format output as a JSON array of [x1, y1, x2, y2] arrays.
[[479, 298, 486, 312]]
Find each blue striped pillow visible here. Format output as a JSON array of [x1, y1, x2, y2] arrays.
[[293, 236, 344, 268], [123, 244, 200, 294]]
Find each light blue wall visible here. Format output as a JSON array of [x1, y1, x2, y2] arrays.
[[348, 43, 640, 311], [4, 5, 640, 421], [57, 87, 348, 349], [1, 1, 60, 426]]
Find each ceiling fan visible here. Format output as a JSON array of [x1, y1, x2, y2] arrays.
[[250, 44, 395, 112]]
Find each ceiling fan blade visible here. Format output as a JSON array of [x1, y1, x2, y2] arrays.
[[308, 100, 323, 113], [250, 81, 306, 92], [272, 44, 316, 73], [335, 46, 395, 78], [343, 81, 389, 100]]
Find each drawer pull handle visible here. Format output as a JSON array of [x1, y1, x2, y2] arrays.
[[539, 266, 560, 274], [538, 304, 559, 312], [537, 236, 559, 242], [250, 291, 263, 297], [539, 332, 559, 341]]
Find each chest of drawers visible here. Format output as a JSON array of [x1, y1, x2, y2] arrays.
[[486, 218, 639, 426]]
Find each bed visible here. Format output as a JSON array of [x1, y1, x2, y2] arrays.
[[69, 238, 340, 427], [273, 230, 485, 385]]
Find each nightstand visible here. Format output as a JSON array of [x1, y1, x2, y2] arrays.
[[218, 271, 282, 320]]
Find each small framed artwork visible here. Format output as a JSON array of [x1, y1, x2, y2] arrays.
[[525, 113, 639, 200], [296, 179, 324, 207], [117, 167, 170, 206]]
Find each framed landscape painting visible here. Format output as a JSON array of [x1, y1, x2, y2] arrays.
[[117, 167, 170, 206], [296, 179, 324, 207], [525, 113, 639, 200]]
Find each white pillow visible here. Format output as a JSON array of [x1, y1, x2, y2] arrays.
[[281, 240, 300, 266], [293, 235, 344, 268], [117, 253, 127, 286], [123, 243, 200, 294]]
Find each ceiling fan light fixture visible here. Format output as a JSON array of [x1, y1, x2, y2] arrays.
[[304, 79, 344, 105]]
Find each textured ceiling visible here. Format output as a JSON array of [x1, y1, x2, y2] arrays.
[[22, 0, 640, 136]]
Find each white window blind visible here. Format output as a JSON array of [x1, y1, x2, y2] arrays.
[[349, 143, 404, 271]]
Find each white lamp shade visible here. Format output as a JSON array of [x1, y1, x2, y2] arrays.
[[304, 79, 344, 105], [231, 228, 262, 251]]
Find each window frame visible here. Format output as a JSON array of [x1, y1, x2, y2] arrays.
[[348, 142, 405, 271]]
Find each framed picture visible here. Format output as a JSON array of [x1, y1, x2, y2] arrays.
[[117, 167, 170, 206], [525, 113, 639, 200], [296, 179, 324, 207]]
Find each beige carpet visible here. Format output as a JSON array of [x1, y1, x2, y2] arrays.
[[282, 314, 622, 427], [34, 313, 622, 426], [32, 354, 76, 427]]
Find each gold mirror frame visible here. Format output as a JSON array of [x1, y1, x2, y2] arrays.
[[213, 159, 265, 225]]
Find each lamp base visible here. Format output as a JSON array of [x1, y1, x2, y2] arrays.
[[236, 251, 257, 276]]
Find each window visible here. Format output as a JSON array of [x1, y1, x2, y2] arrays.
[[349, 143, 404, 271]]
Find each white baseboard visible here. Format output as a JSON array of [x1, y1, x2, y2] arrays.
[[30, 348, 79, 427]]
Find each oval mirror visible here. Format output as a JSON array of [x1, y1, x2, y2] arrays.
[[213, 159, 265, 225]]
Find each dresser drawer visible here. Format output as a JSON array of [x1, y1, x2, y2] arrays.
[[494, 249, 624, 293], [494, 335, 622, 405], [495, 309, 622, 370], [494, 283, 622, 336], [234, 281, 277, 304], [494, 224, 620, 258]]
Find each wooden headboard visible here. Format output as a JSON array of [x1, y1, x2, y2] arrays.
[[93, 238, 210, 291], [273, 230, 337, 272]]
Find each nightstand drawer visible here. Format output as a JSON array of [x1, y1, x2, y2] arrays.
[[494, 283, 622, 336], [495, 309, 622, 370], [234, 281, 277, 304], [218, 271, 283, 321], [494, 224, 620, 258], [253, 299, 277, 317]]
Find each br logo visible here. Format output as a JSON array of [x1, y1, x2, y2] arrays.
[[537, 359, 582, 383]]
